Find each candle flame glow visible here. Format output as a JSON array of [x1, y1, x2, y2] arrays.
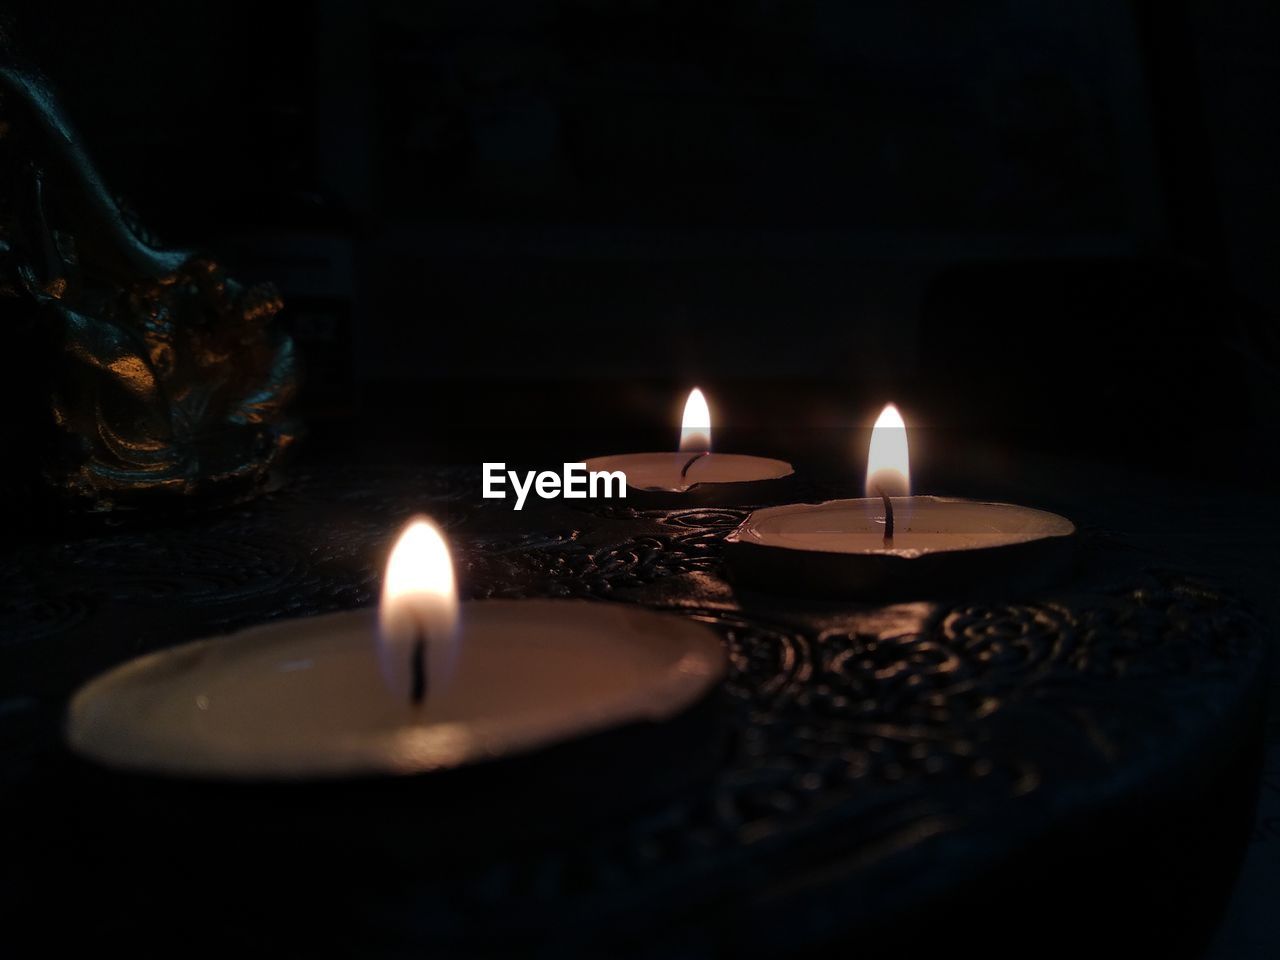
[[378, 517, 460, 703], [679, 387, 712, 451], [866, 403, 910, 498]]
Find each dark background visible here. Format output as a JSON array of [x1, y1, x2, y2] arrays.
[[2, 5, 1279, 956], [6, 0, 1278, 484]]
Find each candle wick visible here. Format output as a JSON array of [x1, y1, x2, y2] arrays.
[[680, 450, 709, 479], [877, 485, 895, 547], [410, 625, 428, 706]]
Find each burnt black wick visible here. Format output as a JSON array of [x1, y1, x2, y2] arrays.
[[680, 450, 709, 479], [410, 626, 428, 706], [877, 485, 894, 547]]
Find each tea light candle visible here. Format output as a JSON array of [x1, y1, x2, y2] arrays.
[[725, 404, 1076, 598], [584, 388, 794, 505], [66, 519, 726, 780]]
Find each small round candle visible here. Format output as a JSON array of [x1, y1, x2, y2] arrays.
[[725, 404, 1076, 598], [730, 496, 1075, 557], [66, 520, 726, 780], [584, 388, 793, 504]]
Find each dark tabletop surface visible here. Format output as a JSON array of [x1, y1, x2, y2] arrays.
[[0, 448, 1275, 958]]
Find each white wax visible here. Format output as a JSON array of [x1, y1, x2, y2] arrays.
[[731, 496, 1075, 559], [65, 600, 725, 780], [583, 452, 793, 493]]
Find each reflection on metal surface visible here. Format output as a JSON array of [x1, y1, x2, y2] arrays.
[[0, 60, 297, 512]]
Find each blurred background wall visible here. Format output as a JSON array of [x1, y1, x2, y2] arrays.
[[6, 0, 1277, 471]]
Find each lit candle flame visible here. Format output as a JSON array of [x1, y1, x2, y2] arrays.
[[378, 517, 460, 704], [865, 403, 910, 498], [679, 387, 712, 452]]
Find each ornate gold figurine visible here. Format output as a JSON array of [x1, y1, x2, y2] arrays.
[[0, 62, 298, 514]]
